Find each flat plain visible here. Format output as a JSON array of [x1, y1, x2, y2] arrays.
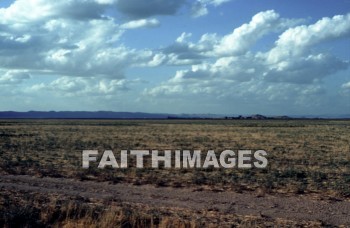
[[0, 119, 349, 227]]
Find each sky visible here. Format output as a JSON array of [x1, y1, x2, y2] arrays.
[[0, 0, 349, 115]]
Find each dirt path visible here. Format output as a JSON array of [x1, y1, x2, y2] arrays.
[[0, 175, 349, 226]]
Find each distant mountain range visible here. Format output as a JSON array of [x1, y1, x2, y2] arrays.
[[0, 111, 350, 119], [0, 111, 169, 119], [0, 111, 349, 119]]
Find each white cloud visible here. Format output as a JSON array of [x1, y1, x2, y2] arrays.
[[146, 11, 350, 111], [262, 13, 350, 84], [192, 0, 231, 18], [0, 1, 349, 114], [160, 32, 218, 65], [29, 76, 136, 97], [121, 18, 160, 29], [95, 0, 116, 4], [214, 10, 299, 56], [267, 13, 350, 64], [176, 32, 192, 43], [161, 10, 300, 63], [208, 0, 232, 6], [263, 53, 349, 83], [145, 53, 167, 67], [0, 70, 31, 85], [0, 0, 107, 24], [191, 2, 209, 18], [342, 81, 350, 89], [0, 1, 158, 79]]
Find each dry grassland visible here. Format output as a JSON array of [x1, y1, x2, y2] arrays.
[[0, 119, 349, 227]]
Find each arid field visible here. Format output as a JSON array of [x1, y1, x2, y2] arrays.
[[0, 119, 349, 227]]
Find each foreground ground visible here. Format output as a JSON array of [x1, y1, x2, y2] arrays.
[[0, 119, 349, 227], [1, 174, 350, 227]]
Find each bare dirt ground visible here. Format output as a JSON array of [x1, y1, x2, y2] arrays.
[[1, 174, 349, 226]]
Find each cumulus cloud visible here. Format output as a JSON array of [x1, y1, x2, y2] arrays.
[[115, 0, 229, 19], [29, 76, 139, 97], [0, 0, 108, 24], [263, 13, 350, 83], [1, 1, 349, 114], [164, 53, 262, 83], [115, 0, 186, 19], [157, 32, 219, 66], [121, 18, 160, 29], [342, 81, 350, 89], [214, 10, 298, 56], [0, 70, 31, 85], [160, 10, 301, 64], [147, 11, 350, 110], [192, 0, 231, 18], [191, 2, 209, 18], [0, 0, 158, 79], [267, 13, 350, 64], [263, 54, 349, 83]]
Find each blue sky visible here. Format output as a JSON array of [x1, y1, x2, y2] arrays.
[[0, 0, 349, 115]]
